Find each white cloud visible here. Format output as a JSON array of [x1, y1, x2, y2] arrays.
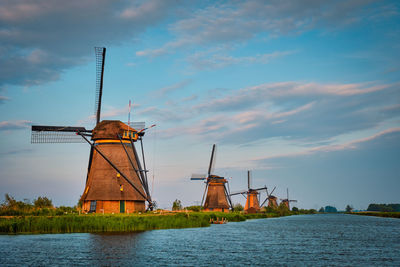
[[0, 120, 31, 131]]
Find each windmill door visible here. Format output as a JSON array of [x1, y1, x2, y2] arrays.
[[120, 200, 125, 213]]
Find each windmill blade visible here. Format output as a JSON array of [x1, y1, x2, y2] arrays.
[[207, 144, 217, 176], [223, 183, 233, 209], [138, 124, 156, 133], [260, 196, 269, 207], [191, 174, 207, 180], [290, 200, 298, 202], [200, 182, 209, 207], [94, 47, 106, 125], [247, 170, 251, 190], [254, 186, 268, 192], [229, 190, 247, 196], [31, 125, 91, 143], [270, 186, 276, 196]]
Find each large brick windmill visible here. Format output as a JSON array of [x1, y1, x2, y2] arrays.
[[31, 47, 154, 213], [280, 188, 297, 210], [230, 170, 268, 213], [190, 144, 233, 212]]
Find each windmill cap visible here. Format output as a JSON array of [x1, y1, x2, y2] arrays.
[[92, 120, 138, 140]]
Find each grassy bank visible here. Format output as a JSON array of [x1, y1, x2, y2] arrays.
[[0, 211, 289, 234], [349, 211, 400, 219]]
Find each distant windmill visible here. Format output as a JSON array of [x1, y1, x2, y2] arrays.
[[230, 170, 268, 213], [31, 47, 154, 213], [190, 144, 233, 212], [280, 188, 297, 210], [260, 186, 278, 209]]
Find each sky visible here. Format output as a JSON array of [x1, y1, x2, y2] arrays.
[[0, 0, 399, 210]]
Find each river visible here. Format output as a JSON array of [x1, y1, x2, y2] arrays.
[[1, 214, 399, 266]]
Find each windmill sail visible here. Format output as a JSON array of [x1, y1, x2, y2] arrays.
[[94, 47, 106, 125], [31, 125, 90, 143]]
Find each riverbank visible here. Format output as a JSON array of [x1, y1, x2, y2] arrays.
[[349, 211, 400, 218], [0, 211, 287, 234]]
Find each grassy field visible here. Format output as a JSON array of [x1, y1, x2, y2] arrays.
[[0, 211, 285, 234], [350, 211, 400, 219]]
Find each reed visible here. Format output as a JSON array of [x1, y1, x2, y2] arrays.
[[0, 213, 210, 234], [0, 211, 295, 234]]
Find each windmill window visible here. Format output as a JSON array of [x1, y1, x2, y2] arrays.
[[89, 200, 97, 213]]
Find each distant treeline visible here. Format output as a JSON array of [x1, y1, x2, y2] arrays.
[[367, 204, 400, 212]]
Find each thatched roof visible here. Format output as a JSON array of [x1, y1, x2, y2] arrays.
[[92, 120, 134, 140]]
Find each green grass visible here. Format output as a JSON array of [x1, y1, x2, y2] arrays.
[[349, 211, 400, 219], [0, 211, 293, 234], [0, 213, 210, 234]]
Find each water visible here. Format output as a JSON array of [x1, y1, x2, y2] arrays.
[[1, 214, 399, 266]]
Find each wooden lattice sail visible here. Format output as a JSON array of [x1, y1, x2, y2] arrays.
[[191, 144, 232, 212], [31, 47, 153, 213]]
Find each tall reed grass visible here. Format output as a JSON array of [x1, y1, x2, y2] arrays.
[[0, 211, 291, 234]]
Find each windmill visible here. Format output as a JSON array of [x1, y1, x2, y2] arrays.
[[230, 170, 268, 213], [31, 47, 154, 213], [260, 186, 278, 209], [190, 144, 233, 212], [280, 188, 297, 210]]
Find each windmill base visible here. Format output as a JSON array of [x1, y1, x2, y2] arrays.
[[203, 208, 229, 213], [82, 200, 145, 214]]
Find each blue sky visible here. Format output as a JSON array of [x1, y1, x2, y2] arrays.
[[0, 0, 399, 210]]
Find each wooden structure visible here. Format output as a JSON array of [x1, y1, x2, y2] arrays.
[[280, 188, 297, 210], [31, 47, 153, 213], [230, 171, 267, 213], [260, 186, 278, 209], [191, 144, 232, 212]]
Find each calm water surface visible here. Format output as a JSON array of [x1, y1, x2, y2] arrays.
[[1, 214, 399, 266]]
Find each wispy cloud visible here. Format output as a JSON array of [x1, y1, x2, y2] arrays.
[[152, 79, 191, 97], [187, 50, 295, 70], [0, 95, 9, 104], [148, 80, 399, 145], [136, 1, 384, 58], [0, 148, 33, 156], [0, 120, 31, 131], [251, 127, 400, 162]]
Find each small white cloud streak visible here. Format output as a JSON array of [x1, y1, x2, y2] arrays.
[[187, 50, 295, 70], [251, 127, 400, 161]]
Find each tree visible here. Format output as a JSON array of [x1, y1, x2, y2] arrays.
[[324, 205, 337, 213], [277, 202, 290, 216], [319, 207, 325, 213], [233, 203, 244, 212], [345, 205, 353, 213], [34, 196, 53, 208], [172, 199, 182, 211], [292, 207, 299, 212]]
